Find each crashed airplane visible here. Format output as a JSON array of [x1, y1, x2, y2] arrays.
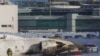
[[0, 34, 82, 56]]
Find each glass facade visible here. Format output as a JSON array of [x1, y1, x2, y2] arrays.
[[19, 20, 36, 27], [11, 0, 100, 32], [19, 8, 73, 16], [11, 0, 49, 7], [19, 19, 67, 31], [37, 20, 66, 28], [76, 19, 100, 32]]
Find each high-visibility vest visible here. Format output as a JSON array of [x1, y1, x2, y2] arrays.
[[7, 49, 12, 55]]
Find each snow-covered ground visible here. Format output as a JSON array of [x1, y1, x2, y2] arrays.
[[0, 32, 100, 56]]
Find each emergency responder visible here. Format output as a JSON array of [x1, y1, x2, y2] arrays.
[[7, 48, 13, 56]]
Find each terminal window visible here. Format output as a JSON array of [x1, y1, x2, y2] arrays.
[[1, 25, 7, 27]]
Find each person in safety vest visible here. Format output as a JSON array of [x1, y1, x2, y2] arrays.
[[7, 48, 13, 56]]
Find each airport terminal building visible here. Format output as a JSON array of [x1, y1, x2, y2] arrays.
[[0, 0, 18, 33], [12, 0, 100, 32]]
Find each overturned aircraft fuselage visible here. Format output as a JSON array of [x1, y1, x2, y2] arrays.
[[0, 34, 79, 56]]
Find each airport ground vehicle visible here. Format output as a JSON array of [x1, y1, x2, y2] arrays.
[[83, 44, 98, 53]]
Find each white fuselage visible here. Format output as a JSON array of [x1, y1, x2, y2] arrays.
[[0, 34, 78, 56]]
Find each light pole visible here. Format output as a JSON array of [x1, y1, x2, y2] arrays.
[[49, 0, 51, 16]]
